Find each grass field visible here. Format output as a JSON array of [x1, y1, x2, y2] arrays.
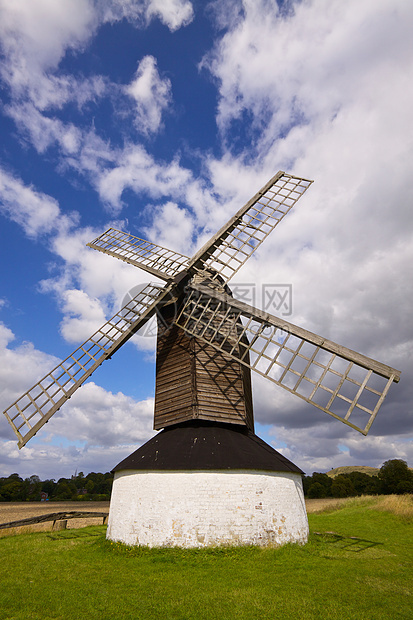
[[0, 495, 411, 620]]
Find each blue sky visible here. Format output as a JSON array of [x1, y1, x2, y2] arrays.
[[0, 0, 412, 480]]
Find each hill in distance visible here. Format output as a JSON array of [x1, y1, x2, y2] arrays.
[[326, 466, 379, 478]]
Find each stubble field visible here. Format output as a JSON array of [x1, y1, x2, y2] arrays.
[[0, 500, 110, 536]]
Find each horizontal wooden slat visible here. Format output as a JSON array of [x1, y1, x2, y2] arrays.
[[87, 228, 190, 281]]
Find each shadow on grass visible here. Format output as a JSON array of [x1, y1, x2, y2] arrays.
[[47, 526, 105, 541], [312, 531, 383, 552]]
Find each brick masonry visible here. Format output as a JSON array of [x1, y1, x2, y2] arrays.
[[107, 469, 309, 547]]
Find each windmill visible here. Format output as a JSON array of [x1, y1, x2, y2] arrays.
[[3, 171, 400, 547]]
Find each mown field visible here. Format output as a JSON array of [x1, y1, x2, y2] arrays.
[[0, 495, 411, 620]]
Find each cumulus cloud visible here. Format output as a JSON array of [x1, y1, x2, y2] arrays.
[[205, 0, 413, 146], [0, 0, 188, 181], [46, 224, 140, 300], [0, 0, 192, 113], [59, 289, 107, 343], [0, 0, 195, 220], [126, 56, 172, 135], [97, 145, 192, 210], [0, 0, 98, 108], [39, 222, 160, 348], [100, 0, 194, 32], [0, 167, 61, 237], [0, 322, 155, 476], [0, 439, 138, 479], [5, 103, 84, 154], [0, 0, 94, 72], [269, 423, 413, 474], [0, 323, 60, 440], [199, 0, 413, 457], [143, 201, 195, 254], [44, 381, 154, 447]]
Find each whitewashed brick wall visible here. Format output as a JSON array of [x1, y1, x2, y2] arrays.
[[107, 469, 308, 548]]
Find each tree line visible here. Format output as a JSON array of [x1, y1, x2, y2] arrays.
[[0, 471, 113, 502], [0, 459, 411, 502], [303, 459, 413, 498]]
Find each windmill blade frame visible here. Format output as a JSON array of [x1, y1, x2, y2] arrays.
[[176, 282, 401, 435], [4, 283, 171, 449], [188, 171, 313, 282], [4, 168, 400, 451], [87, 228, 190, 281]]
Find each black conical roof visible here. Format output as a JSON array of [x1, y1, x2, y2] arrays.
[[113, 421, 303, 474]]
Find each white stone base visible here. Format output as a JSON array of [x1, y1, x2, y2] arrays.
[[107, 469, 308, 548]]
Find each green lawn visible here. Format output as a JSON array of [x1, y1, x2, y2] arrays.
[[0, 497, 411, 620]]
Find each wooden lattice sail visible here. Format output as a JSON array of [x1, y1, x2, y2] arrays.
[[2, 171, 401, 448]]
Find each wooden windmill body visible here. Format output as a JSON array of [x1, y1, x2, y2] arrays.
[[154, 280, 254, 431], [3, 172, 401, 547]]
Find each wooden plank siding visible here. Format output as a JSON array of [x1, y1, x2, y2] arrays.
[[154, 303, 254, 431]]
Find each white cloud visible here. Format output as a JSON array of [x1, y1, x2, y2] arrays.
[[0, 321, 155, 477], [0, 323, 60, 439], [47, 225, 139, 300], [126, 56, 172, 135], [35, 218, 178, 362], [205, 0, 413, 144], [269, 424, 413, 474], [0, 0, 192, 114], [6, 103, 83, 154], [59, 289, 107, 344], [44, 381, 155, 447], [0, 1, 194, 218], [0, 439, 136, 479], [0, 167, 61, 237], [143, 201, 194, 254], [98, 145, 192, 210], [145, 0, 194, 31], [0, 0, 192, 115], [0, 0, 95, 72], [100, 0, 194, 32], [0, 0, 98, 108], [65, 128, 118, 177]]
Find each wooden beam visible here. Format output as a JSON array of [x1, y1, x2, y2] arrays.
[[191, 282, 401, 382], [0, 511, 109, 530]]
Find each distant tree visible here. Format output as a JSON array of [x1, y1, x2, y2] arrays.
[[378, 459, 413, 494], [331, 475, 355, 498], [304, 472, 333, 498], [25, 475, 42, 500], [302, 475, 312, 496], [307, 482, 326, 499], [42, 479, 56, 497], [347, 472, 379, 496], [55, 479, 77, 500], [396, 479, 413, 494], [0, 474, 26, 501], [0, 470, 112, 501]]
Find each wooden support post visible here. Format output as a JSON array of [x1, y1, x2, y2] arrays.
[[52, 519, 67, 531]]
